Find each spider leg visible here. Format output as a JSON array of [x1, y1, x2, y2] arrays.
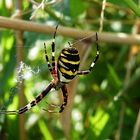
[[51, 25, 58, 70], [42, 101, 60, 113], [0, 82, 54, 115], [45, 101, 60, 107], [43, 85, 68, 113], [77, 32, 100, 75], [44, 43, 52, 72], [59, 85, 68, 113]]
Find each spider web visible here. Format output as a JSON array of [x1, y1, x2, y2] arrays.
[[0, 61, 40, 111], [16, 61, 40, 84]]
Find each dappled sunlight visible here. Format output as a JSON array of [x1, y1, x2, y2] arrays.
[[111, 21, 122, 31], [0, 0, 140, 139], [89, 108, 110, 136], [72, 109, 83, 132]]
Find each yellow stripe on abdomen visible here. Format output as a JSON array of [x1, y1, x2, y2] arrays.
[[60, 57, 80, 65], [60, 67, 77, 76], [63, 50, 78, 55]]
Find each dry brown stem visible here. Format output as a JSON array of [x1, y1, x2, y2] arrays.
[[0, 16, 140, 45]]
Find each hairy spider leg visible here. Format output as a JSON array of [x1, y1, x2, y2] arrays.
[[0, 83, 54, 115], [52, 25, 58, 71], [44, 84, 68, 113], [59, 85, 68, 113], [77, 32, 100, 75], [50, 25, 59, 82], [43, 25, 62, 113], [44, 25, 58, 80], [44, 43, 52, 72]]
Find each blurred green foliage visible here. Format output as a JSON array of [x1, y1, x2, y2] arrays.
[[0, 0, 140, 140]]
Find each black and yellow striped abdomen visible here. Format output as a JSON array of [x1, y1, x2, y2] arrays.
[[58, 47, 80, 83]]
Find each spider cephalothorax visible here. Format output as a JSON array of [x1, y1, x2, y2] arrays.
[[0, 25, 99, 114]]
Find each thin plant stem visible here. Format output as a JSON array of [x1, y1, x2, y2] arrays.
[[131, 109, 140, 140], [15, 1, 26, 140], [99, 0, 106, 33]]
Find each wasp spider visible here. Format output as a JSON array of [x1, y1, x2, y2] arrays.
[[0, 25, 99, 114]]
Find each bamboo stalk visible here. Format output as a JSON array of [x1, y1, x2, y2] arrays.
[[14, 1, 26, 140], [0, 16, 140, 45]]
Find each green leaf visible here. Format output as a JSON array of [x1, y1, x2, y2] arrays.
[[107, 64, 122, 89], [38, 120, 53, 140], [70, 0, 85, 19], [122, 0, 140, 17]]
